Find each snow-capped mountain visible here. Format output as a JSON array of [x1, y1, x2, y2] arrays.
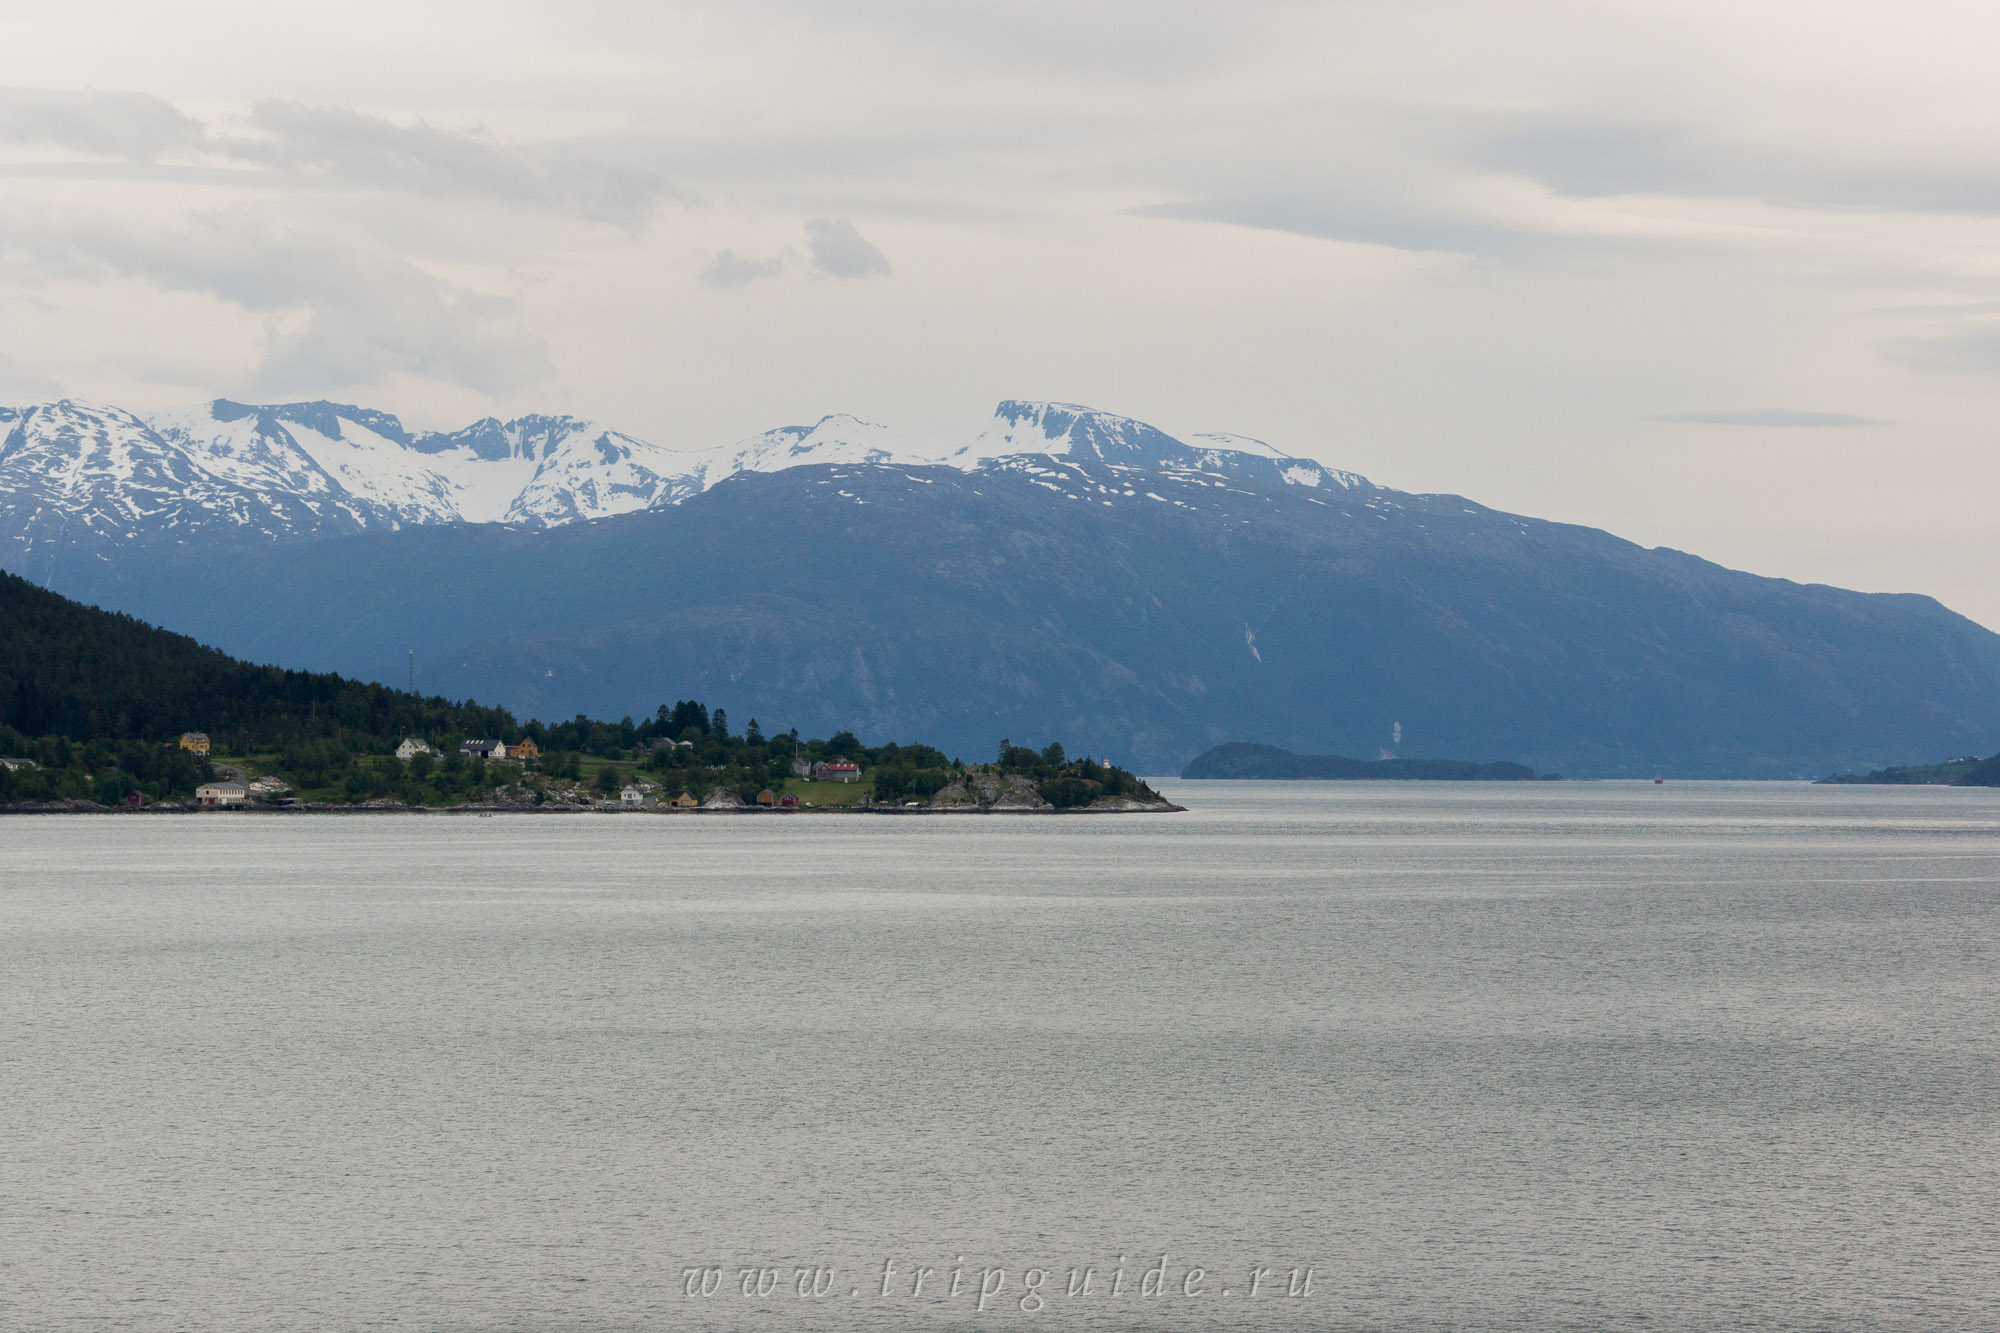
[[148, 400, 705, 528], [14, 394, 2000, 781], [709, 413, 910, 476], [0, 400, 373, 554], [0, 396, 1354, 561]]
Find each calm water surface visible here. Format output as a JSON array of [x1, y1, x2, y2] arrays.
[[2, 782, 1997, 1331]]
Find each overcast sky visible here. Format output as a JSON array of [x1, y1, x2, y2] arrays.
[[4, 1, 1999, 624]]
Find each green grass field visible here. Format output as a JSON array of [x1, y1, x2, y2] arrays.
[[782, 778, 876, 807]]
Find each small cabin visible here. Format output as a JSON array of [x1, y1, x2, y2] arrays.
[[778, 793, 799, 809], [179, 732, 211, 755], [620, 785, 645, 807], [756, 789, 776, 806], [671, 792, 699, 809]]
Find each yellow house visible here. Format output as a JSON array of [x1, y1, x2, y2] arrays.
[[179, 732, 211, 755], [511, 738, 542, 759], [671, 792, 699, 809]]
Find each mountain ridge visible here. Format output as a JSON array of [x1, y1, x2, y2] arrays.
[[2, 396, 1343, 563], [32, 449, 2000, 779], [8, 393, 1999, 778]]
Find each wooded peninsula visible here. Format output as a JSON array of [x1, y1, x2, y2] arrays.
[[0, 570, 1175, 813]]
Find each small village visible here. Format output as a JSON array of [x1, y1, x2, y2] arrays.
[[144, 723, 1172, 815], [175, 728, 873, 812], [1, 676, 1170, 815]]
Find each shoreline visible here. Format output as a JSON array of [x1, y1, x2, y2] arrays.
[[0, 800, 1186, 816]]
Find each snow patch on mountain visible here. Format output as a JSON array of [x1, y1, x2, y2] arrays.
[[1, 400, 366, 557], [0, 395, 1368, 558], [1188, 433, 1366, 490], [715, 414, 912, 475], [943, 400, 1193, 469], [936, 404, 1352, 488], [497, 422, 703, 525], [157, 401, 705, 527]]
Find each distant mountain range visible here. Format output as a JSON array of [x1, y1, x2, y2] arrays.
[[0, 397, 1350, 565], [5, 396, 1999, 778]]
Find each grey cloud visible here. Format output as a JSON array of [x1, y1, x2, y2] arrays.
[[225, 102, 677, 226], [0, 87, 206, 161], [596, 0, 1273, 78], [1890, 326, 2000, 375], [0, 206, 550, 396], [700, 248, 788, 288], [1660, 408, 1879, 428], [1472, 114, 2000, 218], [1134, 195, 1567, 259], [804, 217, 891, 278], [252, 283, 552, 399], [1473, 121, 1726, 199], [1832, 173, 2000, 216], [0, 88, 676, 225]]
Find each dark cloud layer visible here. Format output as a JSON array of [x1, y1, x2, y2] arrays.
[[1472, 113, 2000, 218], [0, 205, 550, 395], [226, 102, 677, 225], [0, 87, 676, 227], [0, 88, 206, 161], [700, 248, 788, 288]]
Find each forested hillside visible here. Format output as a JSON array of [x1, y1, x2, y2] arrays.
[[0, 571, 1162, 810], [1, 568, 517, 753]]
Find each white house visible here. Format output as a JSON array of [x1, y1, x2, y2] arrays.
[[460, 739, 508, 759], [619, 785, 645, 807], [195, 782, 247, 808], [396, 738, 436, 762], [813, 761, 861, 783]]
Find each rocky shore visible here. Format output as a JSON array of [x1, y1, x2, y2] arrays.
[[1, 796, 1184, 815]]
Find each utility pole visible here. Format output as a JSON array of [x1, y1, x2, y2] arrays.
[[408, 649, 414, 694]]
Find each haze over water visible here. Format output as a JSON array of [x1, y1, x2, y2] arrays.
[[3, 783, 1997, 1331]]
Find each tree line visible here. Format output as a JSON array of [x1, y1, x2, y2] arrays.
[[1, 571, 1160, 809]]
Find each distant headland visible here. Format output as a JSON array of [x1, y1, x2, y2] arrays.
[[1816, 752, 2000, 786], [1182, 742, 1551, 781]]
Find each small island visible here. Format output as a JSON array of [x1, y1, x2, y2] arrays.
[[1181, 742, 1551, 781], [0, 570, 1175, 814]]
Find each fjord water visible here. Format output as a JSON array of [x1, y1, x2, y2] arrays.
[[3, 784, 1997, 1332]]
